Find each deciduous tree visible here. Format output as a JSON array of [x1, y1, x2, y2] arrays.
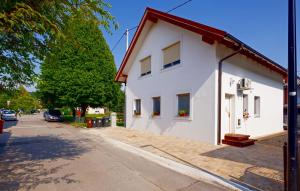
[[0, 0, 117, 88], [38, 13, 122, 116]]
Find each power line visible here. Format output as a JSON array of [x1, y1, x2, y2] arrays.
[[127, 0, 193, 32], [128, 26, 138, 32], [111, 0, 193, 52], [111, 32, 125, 52], [167, 0, 192, 13]]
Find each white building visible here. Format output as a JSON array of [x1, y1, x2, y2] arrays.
[[115, 8, 287, 145], [86, 107, 105, 115]]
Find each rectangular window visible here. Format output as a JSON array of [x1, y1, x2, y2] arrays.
[[134, 99, 141, 116], [152, 97, 161, 116], [140, 56, 151, 76], [163, 42, 180, 69], [243, 94, 248, 112], [177, 93, 190, 117], [243, 94, 249, 118], [254, 96, 260, 117]]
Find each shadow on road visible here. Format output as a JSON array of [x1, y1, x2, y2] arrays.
[[0, 132, 11, 151], [201, 145, 283, 191], [3, 120, 18, 129], [0, 135, 90, 190]]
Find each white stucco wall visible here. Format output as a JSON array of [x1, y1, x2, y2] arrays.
[[125, 20, 219, 144], [124, 20, 284, 145], [218, 45, 284, 138]]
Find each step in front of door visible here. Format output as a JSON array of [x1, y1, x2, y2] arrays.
[[224, 133, 250, 141], [222, 139, 255, 147]]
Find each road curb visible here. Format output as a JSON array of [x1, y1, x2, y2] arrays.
[[102, 135, 253, 191]]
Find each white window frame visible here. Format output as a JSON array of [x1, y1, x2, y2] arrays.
[[133, 99, 141, 116], [140, 56, 151, 77], [152, 96, 161, 117], [162, 41, 181, 70], [243, 94, 249, 112], [254, 96, 260, 117], [174, 91, 193, 120], [160, 35, 183, 72]]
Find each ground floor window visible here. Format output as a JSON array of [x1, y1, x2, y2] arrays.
[[177, 93, 190, 117], [134, 99, 141, 116], [254, 96, 260, 117], [243, 94, 249, 118], [152, 97, 160, 116]]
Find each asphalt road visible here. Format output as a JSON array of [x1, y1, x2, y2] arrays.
[[0, 114, 228, 191]]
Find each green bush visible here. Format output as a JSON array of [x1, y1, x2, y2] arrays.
[[60, 107, 73, 115], [63, 115, 74, 122], [117, 122, 125, 127], [70, 122, 87, 128], [85, 113, 107, 118]]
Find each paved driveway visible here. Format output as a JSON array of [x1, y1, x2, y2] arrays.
[[0, 114, 227, 191], [93, 127, 285, 191]]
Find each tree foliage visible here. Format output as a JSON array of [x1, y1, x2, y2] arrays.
[[0, 90, 14, 108], [38, 13, 122, 115], [0, 0, 117, 88], [0, 86, 41, 112], [9, 86, 41, 112]]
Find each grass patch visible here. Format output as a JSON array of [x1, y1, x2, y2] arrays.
[[70, 122, 87, 128], [85, 113, 108, 118]]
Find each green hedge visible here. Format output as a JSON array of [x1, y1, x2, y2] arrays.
[[70, 122, 87, 128], [63, 115, 74, 122], [85, 113, 107, 118], [60, 107, 73, 115]]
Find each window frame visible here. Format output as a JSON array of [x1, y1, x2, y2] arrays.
[[133, 99, 141, 116], [152, 97, 161, 117], [177, 93, 190, 117], [140, 56, 151, 77], [254, 96, 260, 117], [162, 41, 181, 70]]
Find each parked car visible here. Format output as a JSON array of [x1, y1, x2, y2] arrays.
[[2, 110, 17, 121], [0, 109, 5, 118], [44, 109, 63, 122]]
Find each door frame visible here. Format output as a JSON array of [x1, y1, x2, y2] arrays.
[[222, 94, 235, 139]]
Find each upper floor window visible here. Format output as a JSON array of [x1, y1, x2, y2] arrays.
[[177, 93, 190, 117], [152, 97, 161, 116], [140, 56, 151, 76], [163, 42, 180, 69]]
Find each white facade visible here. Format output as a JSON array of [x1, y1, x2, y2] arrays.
[[218, 46, 283, 139], [124, 20, 284, 145], [86, 107, 105, 114]]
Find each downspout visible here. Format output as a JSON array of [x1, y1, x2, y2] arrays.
[[217, 45, 243, 145], [124, 80, 127, 128]]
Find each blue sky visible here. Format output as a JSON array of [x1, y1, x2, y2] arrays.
[[28, 0, 299, 91], [104, 0, 299, 70]]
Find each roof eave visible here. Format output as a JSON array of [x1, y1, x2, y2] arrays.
[[115, 7, 287, 82]]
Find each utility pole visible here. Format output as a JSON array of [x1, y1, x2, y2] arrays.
[[125, 29, 129, 51], [287, 0, 299, 190]]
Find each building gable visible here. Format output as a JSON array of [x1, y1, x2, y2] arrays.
[[115, 8, 287, 82]]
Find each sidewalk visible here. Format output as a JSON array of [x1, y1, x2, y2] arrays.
[[84, 127, 285, 191]]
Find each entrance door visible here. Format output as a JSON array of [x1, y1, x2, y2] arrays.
[[222, 94, 235, 139]]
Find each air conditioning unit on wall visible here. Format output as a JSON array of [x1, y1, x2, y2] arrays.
[[239, 78, 252, 90]]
